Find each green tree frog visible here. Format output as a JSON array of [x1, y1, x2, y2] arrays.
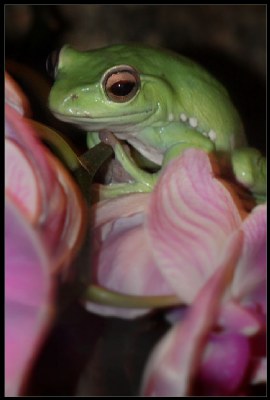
[[48, 44, 266, 202]]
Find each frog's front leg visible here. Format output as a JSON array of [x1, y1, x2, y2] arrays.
[[87, 131, 155, 198], [96, 130, 157, 199], [231, 147, 266, 203], [95, 128, 215, 199]]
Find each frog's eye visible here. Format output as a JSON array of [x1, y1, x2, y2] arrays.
[[103, 66, 140, 103], [46, 49, 60, 79]]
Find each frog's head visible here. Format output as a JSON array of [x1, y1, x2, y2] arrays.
[[48, 43, 246, 155], [48, 44, 182, 133]]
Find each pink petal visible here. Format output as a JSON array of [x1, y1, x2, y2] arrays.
[[218, 301, 265, 336], [141, 230, 243, 396], [5, 106, 87, 272], [5, 199, 54, 396], [5, 105, 56, 202], [232, 204, 266, 309], [86, 194, 173, 319], [92, 192, 150, 227], [5, 139, 42, 224], [43, 150, 87, 272], [146, 149, 242, 303]]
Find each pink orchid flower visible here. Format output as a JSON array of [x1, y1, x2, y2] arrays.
[[86, 148, 265, 395], [5, 75, 87, 272], [86, 192, 174, 319], [86, 150, 258, 317], [139, 150, 266, 396], [5, 73, 87, 395]]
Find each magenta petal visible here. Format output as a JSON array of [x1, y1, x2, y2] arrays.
[[5, 199, 54, 396], [146, 149, 242, 303], [195, 331, 250, 396], [141, 231, 243, 396]]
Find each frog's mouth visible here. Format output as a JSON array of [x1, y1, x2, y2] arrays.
[[51, 108, 155, 132]]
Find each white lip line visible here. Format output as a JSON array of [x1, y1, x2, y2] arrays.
[[54, 110, 216, 139], [52, 108, 154, 122], [53, 108, 216, 141]]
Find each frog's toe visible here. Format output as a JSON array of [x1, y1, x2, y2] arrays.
[[233, 165, 255, 188], [231, 148, 266, 200]]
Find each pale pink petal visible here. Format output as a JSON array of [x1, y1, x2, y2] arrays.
[[87, 194, 173, 319], [231, 204, 266, 309], [5, 105, 56, 203], [141, 231, 243, 396], [5, 138, 42, 224], [5, 199, 54, 396], [92, 192, 150, 228], [218, 301, 265, 336], [194, 331, 250, 396], [5, 106, 87, 272], [146, 149, 242, 303]]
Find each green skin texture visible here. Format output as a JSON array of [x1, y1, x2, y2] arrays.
[[48, 44, 266, 202]]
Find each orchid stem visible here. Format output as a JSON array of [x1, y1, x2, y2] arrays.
[[84, 284, 181, 309], [32, 121, 81, 171]]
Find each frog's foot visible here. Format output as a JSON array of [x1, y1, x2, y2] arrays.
[[98, 130, 157, 194], [231, 147, 266, 203]]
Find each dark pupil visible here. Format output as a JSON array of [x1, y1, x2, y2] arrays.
[[110, 80, 135, 96]]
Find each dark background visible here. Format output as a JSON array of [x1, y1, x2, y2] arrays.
[[5, 5, 267, 396]]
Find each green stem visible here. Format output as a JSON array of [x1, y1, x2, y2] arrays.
[[84, 284, 181, 309], [33, 121, 113, 203], [32, 121, 81, 171]]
